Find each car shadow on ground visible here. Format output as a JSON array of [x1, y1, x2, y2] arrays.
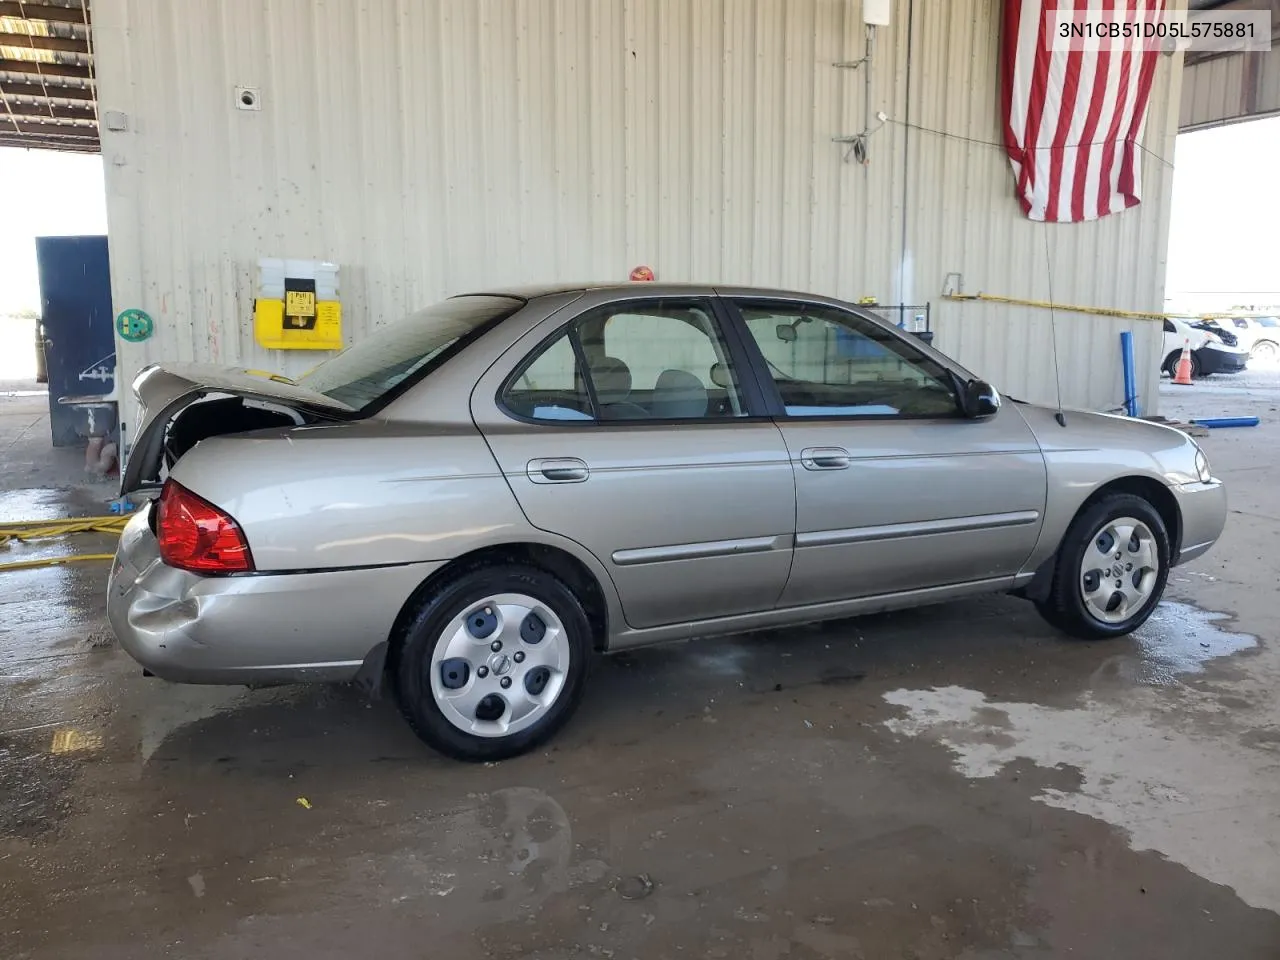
[[118, 592, 1222, 773]]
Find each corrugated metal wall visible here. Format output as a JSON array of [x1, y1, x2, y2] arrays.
[[92, 0, 1182, 420], [1181, 48, 1280, 132]]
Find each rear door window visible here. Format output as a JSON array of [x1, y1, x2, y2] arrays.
[[501, 299, 749, 422], [502, 331, 594, 421]]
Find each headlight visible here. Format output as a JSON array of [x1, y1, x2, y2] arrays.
[[1194, 447, 1212, 483]]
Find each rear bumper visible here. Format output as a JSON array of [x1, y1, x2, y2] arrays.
[[1170, 479, 1228, 566], [107, 509, 444, 684], [1195, 346, 1248, 375]]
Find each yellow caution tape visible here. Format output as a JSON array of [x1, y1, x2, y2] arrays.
[[0, 515, 127, 572], [943, 292, 1269, 324], [944, 292, 1172, 322]]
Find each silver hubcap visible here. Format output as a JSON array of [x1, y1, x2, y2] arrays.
[[1079, 517, 1159, 624], [430, 593, 570, 738]]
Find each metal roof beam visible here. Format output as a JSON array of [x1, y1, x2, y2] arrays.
[[1, 115, 96, 134], [0, 97, 94, 117], [0, 79, 91, 98], [0, 56, 90, 78], [0, 3, 89, 24], [0, 30, 89, 54], [0, 134, 98, 152]]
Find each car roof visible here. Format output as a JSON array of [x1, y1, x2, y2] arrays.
[[457, 281, 850, 304]]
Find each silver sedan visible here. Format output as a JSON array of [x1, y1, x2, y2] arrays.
[[108, 283, 1227, 760]]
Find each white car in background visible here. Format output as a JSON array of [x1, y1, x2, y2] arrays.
[[1161, 317, 1249, 379], [1209, 316, 1280, 365]]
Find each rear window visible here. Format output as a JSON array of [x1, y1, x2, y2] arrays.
[[296, 295, 520, 411]]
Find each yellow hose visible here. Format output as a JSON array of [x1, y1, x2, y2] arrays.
[[0, 515, 129, 545], [0, 554, 118, 572], [0, 515, 128, 572]]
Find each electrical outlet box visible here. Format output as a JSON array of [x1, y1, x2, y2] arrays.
[[863, 0, 892, 26], [254, 259, 343, 351]]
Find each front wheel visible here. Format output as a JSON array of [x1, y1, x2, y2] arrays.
[[394, 565, 592, 761], [1036, 493, 1171, 639], [1162, 350, 1201, 379], [1251, 339, 1279, 364]]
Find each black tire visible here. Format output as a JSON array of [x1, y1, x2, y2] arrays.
[[394, 565, 592, 761], [1252, 340, 1279, 363], [1162, 351, 1201, 379], [1035, 493, 1171, 640]]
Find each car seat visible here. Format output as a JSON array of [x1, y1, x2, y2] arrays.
[[589, 357, 649, 419], [650, 369, 708, 419]]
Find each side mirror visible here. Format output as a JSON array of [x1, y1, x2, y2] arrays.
[[960, 379, 1001, 418]]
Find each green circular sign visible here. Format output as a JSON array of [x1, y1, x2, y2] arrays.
[[116, 308, 154, 343]]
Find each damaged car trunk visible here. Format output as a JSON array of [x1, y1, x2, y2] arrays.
[[120, 363, 356, 498]]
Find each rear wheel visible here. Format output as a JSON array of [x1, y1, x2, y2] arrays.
[[1252, 339, 1279, 364], [1035, 493, 1170, 639], [394, 565, 591, 761]]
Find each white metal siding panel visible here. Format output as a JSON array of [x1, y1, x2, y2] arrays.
[[93, 0, 1181, 421], [904, 0, 1179, 415]]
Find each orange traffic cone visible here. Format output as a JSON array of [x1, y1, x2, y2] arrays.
[[1171, 338, 1194, 385]]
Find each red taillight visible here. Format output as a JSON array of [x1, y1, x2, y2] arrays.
[[156, 480, 254, 574]]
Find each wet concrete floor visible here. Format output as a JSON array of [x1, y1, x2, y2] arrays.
[[2, 386, 1280, 958]]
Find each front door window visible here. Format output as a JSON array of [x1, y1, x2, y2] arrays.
[[737, 304, 961, 419]]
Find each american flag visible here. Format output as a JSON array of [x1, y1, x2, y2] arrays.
[[1001, 0, 1165, 223]]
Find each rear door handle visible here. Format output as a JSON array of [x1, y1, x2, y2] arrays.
[[527, 457, 590, 483], [800, 446, 851, 470]]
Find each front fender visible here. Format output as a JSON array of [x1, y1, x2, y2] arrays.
[[1014, 403, 1195, 578]]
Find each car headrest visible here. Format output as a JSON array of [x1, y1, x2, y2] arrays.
[[709, 362, 732, 389], [651, 368, 708, 419], [590, 356, 632, 404]]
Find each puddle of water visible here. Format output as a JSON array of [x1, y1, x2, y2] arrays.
[[317, 786, 599, 922], [0, 486, 117, 526], [879, 603, 1279, 913], [1109, 601, 1256, 687], [0, 488, 80, 524]]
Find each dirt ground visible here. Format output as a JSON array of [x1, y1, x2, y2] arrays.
[[1, 372, 1278, 959]]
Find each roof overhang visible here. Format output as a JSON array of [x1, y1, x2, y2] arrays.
[[1184, 0, 1280, 68], [0, 0, 96, 153]]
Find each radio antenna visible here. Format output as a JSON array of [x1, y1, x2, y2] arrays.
[[1044, 226, 1067, 427]]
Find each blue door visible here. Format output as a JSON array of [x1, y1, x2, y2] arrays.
[[35, 236, 115, 447]]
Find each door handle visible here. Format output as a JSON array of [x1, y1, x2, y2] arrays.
[[527, 457, 590, 483], [800, 446, 851, 470]]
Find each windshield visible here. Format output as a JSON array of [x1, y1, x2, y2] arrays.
[[297, 295, 521, 410]]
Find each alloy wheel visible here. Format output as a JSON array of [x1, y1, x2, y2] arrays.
[[429, 593, 571, 737]]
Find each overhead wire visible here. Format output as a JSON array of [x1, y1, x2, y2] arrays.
[[880, 116, 1176, 169]]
